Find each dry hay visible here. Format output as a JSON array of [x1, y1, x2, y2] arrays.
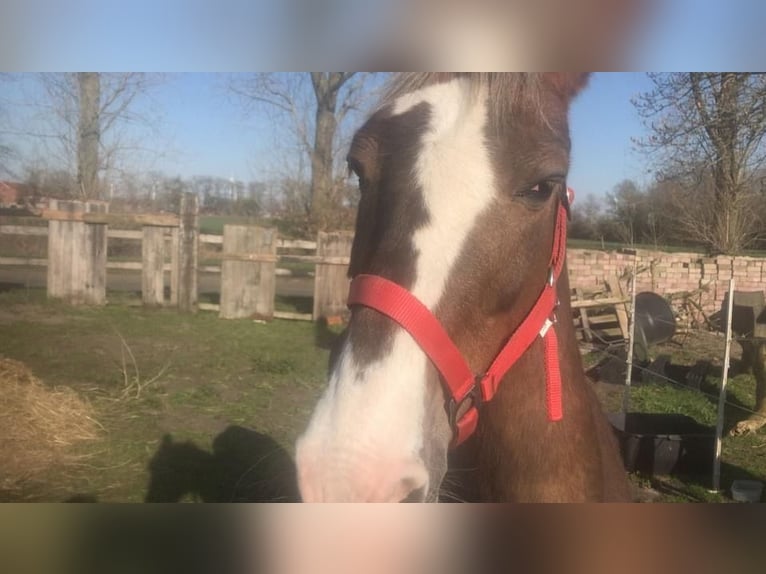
[[0, 357, 101, 496]]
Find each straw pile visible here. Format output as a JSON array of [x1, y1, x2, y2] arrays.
[[0, 357, 101, 495]]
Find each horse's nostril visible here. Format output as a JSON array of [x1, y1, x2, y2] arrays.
[[384, 465, 429, 503], [296, 443, 430, 502], [401, 484, 428, 503]]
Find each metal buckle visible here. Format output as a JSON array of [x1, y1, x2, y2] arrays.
[[447, 378, 483, 431]]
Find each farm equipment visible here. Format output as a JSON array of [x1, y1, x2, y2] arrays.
[[632, 292, 677, 363]]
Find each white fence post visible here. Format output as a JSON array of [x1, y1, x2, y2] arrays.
[[712, 278, 736, 492], [623, 255, 639, 413]]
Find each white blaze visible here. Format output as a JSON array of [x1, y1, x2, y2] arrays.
[[297, 78, 499, 493]]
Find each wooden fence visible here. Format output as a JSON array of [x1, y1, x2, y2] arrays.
[[0, 194, 353, 321]]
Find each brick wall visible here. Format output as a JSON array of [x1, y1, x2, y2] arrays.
[[567, 248, 766, 317]]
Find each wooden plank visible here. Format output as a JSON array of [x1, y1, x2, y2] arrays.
[[220, 253, 280, 263], [313, 231, 353, 320], [0, 225, 48, 236], [169, 228, 180, 306], [142, 226, 166, 306], [198, 303, 220, 312], [205, 253, 351, 266], [570, 297, 630, 309], [199, 234, 223, 245], [203, 252, 346, 265], [107, 261, 172, 271], [273, 311, 313, 321], [195, 235, 316, 250], [0, 256, 47, 266], [606, 272, 630, 340], [587, 314, 621, 326], [108, 229, 143, 240], [107, 261, 142, 271], [278, 239, 317, 250], [176, 193, 199, 312], [46, 200, 107, 305], [280, 254, 350, 265], [42, 209, 179, 227], [575, 288, 593, 343], [219, 225, 277, 320]]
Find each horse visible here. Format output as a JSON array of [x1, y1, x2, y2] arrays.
[[296, 73, 631, 502]]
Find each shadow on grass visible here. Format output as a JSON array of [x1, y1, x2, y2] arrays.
[[275, 294, 313, 315], [0, 281, 27, 293], [197, 293, 314, 316], [145, 425, 299, 503]]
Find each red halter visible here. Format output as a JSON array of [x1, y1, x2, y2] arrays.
[[347, 190, 572, 447]]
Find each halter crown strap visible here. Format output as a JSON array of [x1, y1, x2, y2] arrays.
[[347, 198, 569, 447]]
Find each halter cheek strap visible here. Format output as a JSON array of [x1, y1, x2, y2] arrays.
[[347, 193, 571, 447]]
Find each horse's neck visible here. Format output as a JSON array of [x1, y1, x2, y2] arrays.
[[470, 270, 630, 502]]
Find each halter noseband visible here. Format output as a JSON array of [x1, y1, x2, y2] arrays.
[[347, 189, 572, 447]]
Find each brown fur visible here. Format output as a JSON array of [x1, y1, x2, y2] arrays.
[[341, 73, 630, 501]]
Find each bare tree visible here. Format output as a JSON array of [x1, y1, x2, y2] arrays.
[[635, 73, 766, 254], [605, 179, 646, 246], [77, 73, 100, 199], [19, 73, 165, 200], [0, 73, 17, 178], [568, 194, 605, 241], [231, 72, 381, 232]]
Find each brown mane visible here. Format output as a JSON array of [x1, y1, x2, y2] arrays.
[[378, 73, 589, 129]]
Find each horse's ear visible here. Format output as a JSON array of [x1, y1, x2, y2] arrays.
[[542, 73, 591, 103]]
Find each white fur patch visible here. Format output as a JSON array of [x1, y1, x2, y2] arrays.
[[297, 78, 498, 498]]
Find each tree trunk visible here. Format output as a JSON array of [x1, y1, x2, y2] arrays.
[[310, 73, 346, 230], [77, 72, 101, 200], [708, 73, 743, 254]]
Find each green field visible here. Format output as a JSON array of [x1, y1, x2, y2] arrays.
[[586, 336, 766, 502], [0, 289, 764, 502], [0, 289, 332, 502], [199, 215, 264, 235]]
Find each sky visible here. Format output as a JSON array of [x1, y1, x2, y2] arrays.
[[2, 0, 763, 199], [568, 73, 653, 199], [1, 0, 762, 71], [2, 72, 655, 200], [153, 72, 655, 199]]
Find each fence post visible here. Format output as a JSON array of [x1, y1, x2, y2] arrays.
[[47, 199, 108, 305], [169, 228, 180, 306], [313, 231, 353, 321], [713, 278, 736, 492], [220, 225, 277, 320], [623, 254, 639, 414], [141, 226, 166, 306], [176, 193, 199, 312]]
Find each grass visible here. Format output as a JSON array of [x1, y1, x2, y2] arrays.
[[636, 372, 766, 502], [199, 215, 264, 235], [586, 333, 766, 503], [1, 288, 764, 502], [0, 288, 330, 502]]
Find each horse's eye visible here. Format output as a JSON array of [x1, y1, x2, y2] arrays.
[[522, 179, 561, 200]]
